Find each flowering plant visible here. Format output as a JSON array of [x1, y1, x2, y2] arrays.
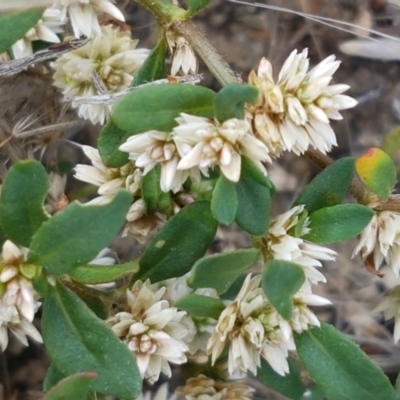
[[0, 1, 399, 400]]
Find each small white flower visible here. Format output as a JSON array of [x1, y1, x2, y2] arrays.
[[0, 241, 42, 350], [52, 25, 149, 124], [247, 49, 357, 156], [267, 205, 336, 287], [53, 0, 125, 38], [174, 113, 271, 183], [374, 285, 400, 343], [12, 8, 63, 59], [353, 210, 400, 276], [106, 280, 189, 383], [166, 30, 197, 76], [119, 131, 201, 193], [74, 145, 141, 200]]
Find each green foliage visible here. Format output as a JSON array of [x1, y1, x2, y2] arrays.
[[0, 9, 43, 53], [69, 262, 139, 285], [97, 119, 130, 168], [235, 158, 271, 235], [43, 372, 96, 400], [355, 148, 397, 202], [186, 0, 211, 15], [262, 260, 305, 320], [100, 84, 216, 167], [142, 165, 173, 215], [304, 204, 374, 244], [113, 84, 216, 131], [295, 323, 397, 400], [257, 358, 306, 400], [136, 202, 218, 282], [0, 160, 49, 247], [294, 157, 355, 212], [43, 364, 65, 391], [29, 190, 132, 275], [42, 282, 142, 398], [132, 35, 167, 87], [174, 294, 225, 319], [213, 83, 258, 122], [189, 248, 260, 294], [211, 175, 238, 225]]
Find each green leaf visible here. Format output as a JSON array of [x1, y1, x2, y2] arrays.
[[295, 323, 397, 400], [132, 36, 166, 87], [257, 358, 306, 400], [0, 160, 49, 247], [174, 294, 224, 319], [29, 190, 132, 275], [113, 84, 216, 132], [136, 202, 218, 282], [43, 372, 97, 400], [213, 84, 258, 121], [69, 262, 139, 284], [240, 157, 275, 190], [43, 364, 65, 391], [262, 260, 305, 320], [211, 176, 238, 225], [187, 0, 211, 15], [235, 159, 271, 235], [356, 148, 397, 202], [189, 249, 260, 294], [0, 9, 43, 53], [42, 282, 142, 398], [294, 157, 355, 212], [97, 118, 130, 168], [395, 373, 400, 398], [142, 165, 173, 215], [304, 204, 374, 244]]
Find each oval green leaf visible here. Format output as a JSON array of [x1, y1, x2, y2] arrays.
[[29, 190, 132, 275], [43, 372, 97, 400], [262, 260, 305, 320], [211, 175, 238, 225], [0, 9, 43, 53], [213, 84, 258, 122], [304, 204, 374, 244], [258, 358, 306, 400], [43, 363, 65, 391], [97, 118, 130, 168], [235, 158, 271, 235], [356, 148, 397, 202], [69, 262, 139, 284], [112, 84, 216, 132], [295, 323, 397, 400], [0, 160, 49, 247], [42, 282, 142, 398], [136, 201, 218, 283], [174, 294, 224, 319], [132, 35, 166, 87], [188, 248, 260, 295], [294, 157, 355, 212]]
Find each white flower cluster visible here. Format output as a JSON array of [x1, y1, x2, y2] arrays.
[[207, 273, 330, 377], [52, 24, 149, 124], [10, 1, 126, 59], [0, 241, 42, 351], [106, 280, 189, 384], [247, 49, 357, 157], [205, 205, 333, 376], [119, 113, 271, 193], [353, 211, 400, 277]]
